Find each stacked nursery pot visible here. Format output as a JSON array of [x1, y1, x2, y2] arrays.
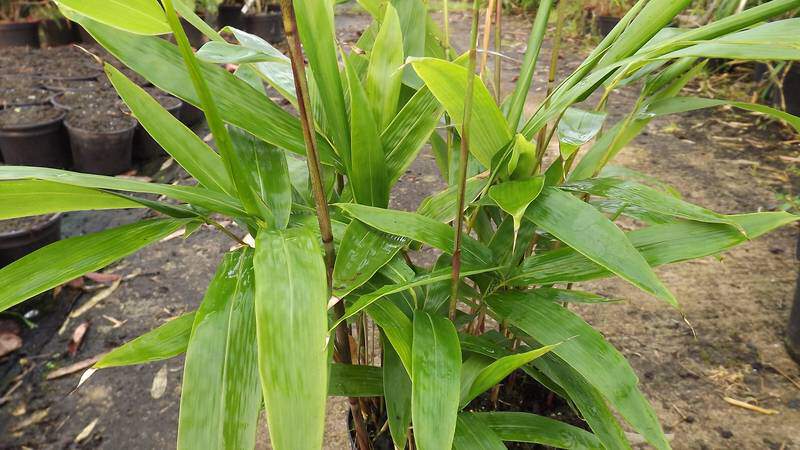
[[218, 2, 285, 43]]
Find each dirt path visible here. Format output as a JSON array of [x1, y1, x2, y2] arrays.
[[1, 10, 799, 450]]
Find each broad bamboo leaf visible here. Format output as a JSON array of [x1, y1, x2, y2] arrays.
[[56, 0, 169, 35], [412, 311, 461, 450], [367, 300, 413, 373], [391, 0, 427, 85], [462, 344, 557, 407], [329, 364, 384, 397], [254, 228, 328, 450], [0, 166, 245, 218], [411, 58, 512, 166], [0, 219, 189, 312], [453, 413, 506, 450], [333, 265, 500, 331], [417, 177, 487, 223], [229, 127, 292, 229], [294, 0, 350, 158], [196, 41, 287, 65], [95, 312, 195, 368], [383, 341, 412, 448], [561, 177, 739, 229], [337, 204, 494, 266], [344, 55, 390, 207], [508, 134, 538, 180], [641, 96, 800, 133], [0, 180, 142, 220], [332, 220, 405, 297], [383, 86, 444, 183], [488, 176, 545, 236], [532, 355, 632, 450], [526, 187, 676, 305], [366, 4, 404, 130], [661, 19, 800, 61], [77, 18, 338, 167], [477, 412, 603, 449], [106, 64, 235, 196], [178, 248, 261, 450], [486, 291, 669, 450], [510, 211, 798, 286], [173, 0, 221, 43], [557, 107, 607, 159]]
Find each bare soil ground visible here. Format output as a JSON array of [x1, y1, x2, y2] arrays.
[[1, 10, 799, 450]]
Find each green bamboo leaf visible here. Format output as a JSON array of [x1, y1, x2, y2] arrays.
[[476, 412, 604, 449], [417, 177, 487, 223], [329, 364, 384, 397], [294, 0, 350, 158], [106, 64, 235, 196], [0, 166, 245, 218], [661, 19, 800, 61], [556, 107, 607, 159], [229, 127, 292, 229], [55, 0, 170, 35], [510, 211, 799, 286], [337, 204, 494, 266], [507, 134, 538, 180], [367, 300, 413, 373], [332, 265, 500, 332], [344, 54, 390, 207], [525, 187, 677, 306], [641, 96, 800, 133], [178, 248, 261, 450], [173, 0, 222, 43], [254, 227, 328, 450], [462, 344, 557, 407], [488, 175, 545, 237], [412, 311, 461, 450], [332, 220, 405, 297], [383, 341, 412, 448], [95, 312, 195, 368], [196, 41, 287, 65], [383, 86, 444, 183], [0, 180, 142, 220], [453, 413, 506, 450], [562, 177, 743, 232], [76, 17, 337, 167], [366, 4, 404, 130], [0, 219, 190, 312], [532, 355, 631, 450], [411, 58, 512, 166], [486, 291, 669, 450], [391, 0, 427, 85]]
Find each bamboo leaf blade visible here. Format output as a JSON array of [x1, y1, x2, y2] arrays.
[[329, 364, 384, 397], [412, 311, 461, 450], [0, 219, 190, 312], [641, 96, 800, 133], [178, 248, 261, 450], [383, 340, 412, 448], [254, 228, 328, 450], [366, 3, 405, 130], [0, 180, 143, 220], [95, 312, 195, 368], [525, 187, 677, 306], [55, 0, 170, 35], [332, 220, 405, 297], [453, 413, 506, 450], [486, 292, 669, 450], [476, 412, 604, 449]]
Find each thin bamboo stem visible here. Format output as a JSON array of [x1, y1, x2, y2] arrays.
[[449, 0, 482, 322], [493, 0, 502, 102], [278, 3, 369, 449], [479, 0, 497, 76]]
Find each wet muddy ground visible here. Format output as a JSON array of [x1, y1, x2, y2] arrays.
[[1, 9, 799, 450]]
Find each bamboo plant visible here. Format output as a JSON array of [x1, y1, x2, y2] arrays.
[[2, 0, 800, 448]]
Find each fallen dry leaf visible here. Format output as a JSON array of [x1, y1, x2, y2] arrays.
[[102, 315, 127, 329], [10, 409, 48, 432], [0, 333, 22, 358], [67, 277, 85, 289], [723, 396, 779, 415], [150, 364, 168, 399], [70, 279, 122, 319], [84, 272, 122, 284], [160, 228, 187, 243], [74, 418, 99, 443], [67, 322, 90, 357], [46, 356, 99, 380]]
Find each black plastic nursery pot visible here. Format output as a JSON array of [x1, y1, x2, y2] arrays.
[[218, 4, 245, 30], [134, 96, 183, 160], [180, 101, 204, 126], [244, 10, 284, 43], [39, 19, 79, 47], [0, 106, 71, 168], [65, 116, 137, 175], [0, 214, 61, 268], [0, 21, 40, 48], [783, 64, 800, 116], [596, 15, 620, 37]]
